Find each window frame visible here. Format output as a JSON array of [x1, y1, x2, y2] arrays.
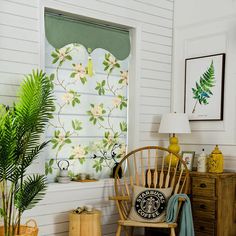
[[39, 1, 141, 175]]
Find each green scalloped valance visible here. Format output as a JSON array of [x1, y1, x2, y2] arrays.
[[45, 13, 131, 60]]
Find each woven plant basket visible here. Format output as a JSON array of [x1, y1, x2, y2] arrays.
[[0, 220, 38, 236]]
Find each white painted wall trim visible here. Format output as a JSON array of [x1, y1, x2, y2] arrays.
[[128, 26, 141, 150]]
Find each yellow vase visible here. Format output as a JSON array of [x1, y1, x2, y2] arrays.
[[165, 135, 180, 167], [165, 153, 179, 167], [208, 145, 224, 173]]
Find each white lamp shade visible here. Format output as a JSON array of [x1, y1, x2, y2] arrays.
[[159, 113, 191, 134]]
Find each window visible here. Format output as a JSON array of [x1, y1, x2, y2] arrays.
[[44, 12, 131, 180]]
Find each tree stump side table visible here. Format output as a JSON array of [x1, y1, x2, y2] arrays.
[[69, 210, 102, 236]]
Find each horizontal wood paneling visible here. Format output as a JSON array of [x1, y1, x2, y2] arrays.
[[0, 24, 39, 42], [56, 0, 173, 28], [142, 22, 172, 37], [0, 12, 38, 30], [98, 0, 173, 19], [142, 41, 172, 55], [0, 0, 174, 235], [135, 0, 174, 11], [0, 61, 37, 74], [140, 78, 171, 89], [0, 37, 39, 53], [140, 87, 170, 98], [0, 0, 38, 19], [23, 180, 121, 236], [140, 96, 170, 107], [0, 83, 19, 96], [140, 104, 169, 115], [141, 51, 172, 64], [141, 70, 172, 82], [142, 32, 172, 46], [0, 49, 39, 66], [4, 0, 38, 8], [141, 59, 171, 72]]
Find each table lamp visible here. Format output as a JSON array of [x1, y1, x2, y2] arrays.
[[159, 113, 191, 166]]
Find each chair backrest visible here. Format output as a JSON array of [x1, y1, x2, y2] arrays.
[[113, 146, 190, 220]]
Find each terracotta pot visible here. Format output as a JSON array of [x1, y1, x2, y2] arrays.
[[0, 220, 38, 236]]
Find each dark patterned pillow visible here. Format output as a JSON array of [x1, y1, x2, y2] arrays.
[[128, 185, 173, 222]]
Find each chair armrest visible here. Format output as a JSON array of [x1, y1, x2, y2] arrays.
[[109, 196, 130, 201], [178, 197, 186, 202]]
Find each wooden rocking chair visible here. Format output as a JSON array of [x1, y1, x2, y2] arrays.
[[109, 146, 190, 236]]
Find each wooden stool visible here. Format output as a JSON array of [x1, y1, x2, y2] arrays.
[[69, 210, 102, 236]]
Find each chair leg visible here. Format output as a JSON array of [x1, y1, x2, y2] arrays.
[[124, 226, 133, 236], [130, 227, 134, 236], [170, 228, 176, 236], [124, 227, 129, 236], [116, 224, 122, 236]]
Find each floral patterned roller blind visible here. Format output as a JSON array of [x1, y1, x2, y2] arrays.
[[44, 30, 130, 180]]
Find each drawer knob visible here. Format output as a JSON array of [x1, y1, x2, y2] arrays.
[[200, 183, 207, 188], [200, 204, 206, 210]]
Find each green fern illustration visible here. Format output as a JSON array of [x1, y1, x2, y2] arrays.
[[191, 60, 215, 113]]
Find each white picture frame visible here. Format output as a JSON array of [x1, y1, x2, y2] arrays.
[[181, 151, 195, 171]]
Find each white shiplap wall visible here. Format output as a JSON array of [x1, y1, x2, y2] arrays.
[[23, 180, 118, 236], [0, 0, 174, 235]]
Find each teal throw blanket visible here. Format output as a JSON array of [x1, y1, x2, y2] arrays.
[[166, 194, 194, 236]]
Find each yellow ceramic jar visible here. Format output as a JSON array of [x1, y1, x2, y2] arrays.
[[208, 145, 224, 173]]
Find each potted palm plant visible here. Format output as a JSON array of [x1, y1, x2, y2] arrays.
[[0, 70, 54, 236]]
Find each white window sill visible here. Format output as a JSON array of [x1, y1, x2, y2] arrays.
[[47, 178, 115, 192]]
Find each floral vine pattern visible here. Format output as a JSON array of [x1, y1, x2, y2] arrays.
[[45, 43, 128, 176]]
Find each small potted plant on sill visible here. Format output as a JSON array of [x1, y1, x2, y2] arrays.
[[0, 70, 54, 236]]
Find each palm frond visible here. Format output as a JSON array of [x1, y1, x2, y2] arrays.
[[0, 109, 18, 182], [15, 69, 54, 145], [0, 70, 54, 233], [14, 175, 47, 213], [8, 141, 49, 183], [191, 61, 215, 113]]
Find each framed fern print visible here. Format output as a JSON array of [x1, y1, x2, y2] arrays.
[[184, 53, 225, 121]]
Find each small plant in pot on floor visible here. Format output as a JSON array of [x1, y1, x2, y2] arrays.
[[0, 70, 54, 236]]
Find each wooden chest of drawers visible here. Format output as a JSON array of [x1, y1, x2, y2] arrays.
[[190, 172, 236, 236]]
